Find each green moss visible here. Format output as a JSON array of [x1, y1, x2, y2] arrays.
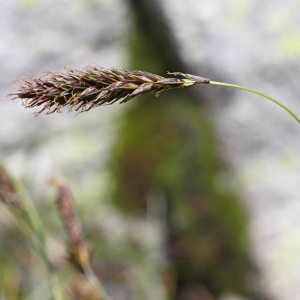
[[108, 1, 258, 297]]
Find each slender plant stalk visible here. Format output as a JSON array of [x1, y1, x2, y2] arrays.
[[50, 177, 111, 300], [209, 81, 300, 124], [8, 65, 300, 123], [82, 264, 112, 300], [0, 163, 65, 300]]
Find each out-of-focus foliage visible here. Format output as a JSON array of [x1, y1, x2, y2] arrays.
[[0, 163, 166, 299]]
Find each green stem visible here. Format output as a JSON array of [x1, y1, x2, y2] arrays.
[[83, 264, 112, 300], [208, 81, 300, 124], [11, 181, 65, 300]]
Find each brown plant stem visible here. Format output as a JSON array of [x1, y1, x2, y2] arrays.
[[50, 177, 111, 300]]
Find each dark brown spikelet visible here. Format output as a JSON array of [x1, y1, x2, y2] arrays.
[[9, 65, 210, 115], [0, 165, 27, 217], [50, 177, 91, 272]]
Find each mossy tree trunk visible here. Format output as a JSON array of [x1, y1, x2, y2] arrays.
[[108, 0, 265, 299]]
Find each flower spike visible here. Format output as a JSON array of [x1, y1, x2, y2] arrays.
[[8, 65, 300, 123]]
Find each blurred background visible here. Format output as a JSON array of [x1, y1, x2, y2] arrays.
[[1, 0, 300, 299]]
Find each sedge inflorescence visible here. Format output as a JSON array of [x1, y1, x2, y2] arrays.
[[9, 65, 210, 116], [9, 64, 299, 123]]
